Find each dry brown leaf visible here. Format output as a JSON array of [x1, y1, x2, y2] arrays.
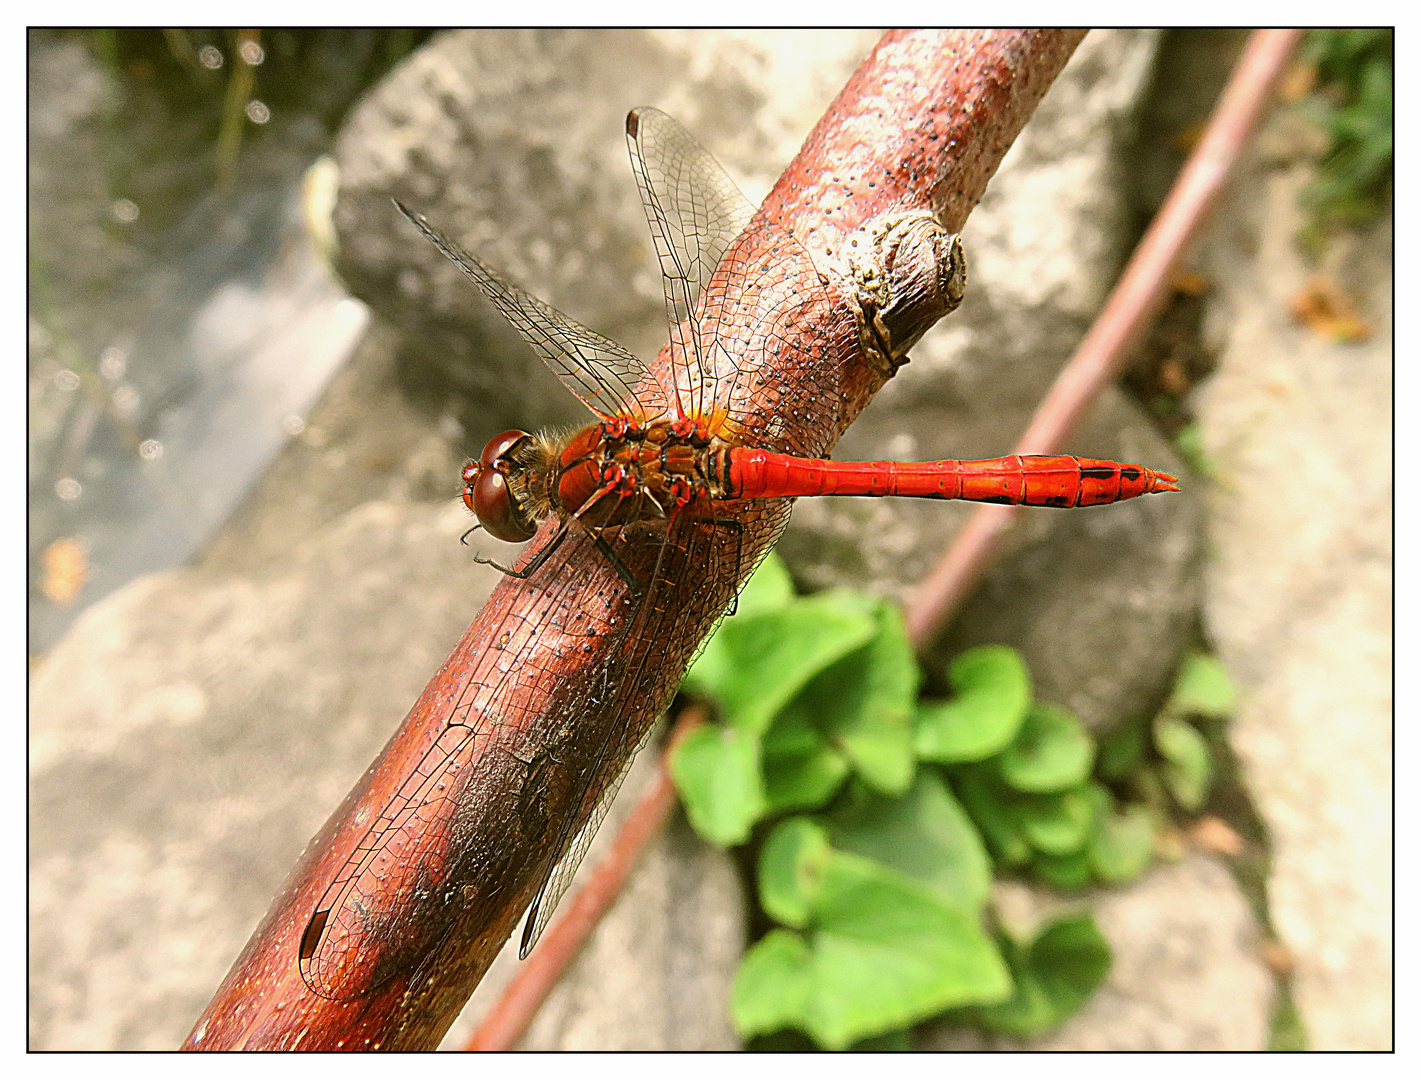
[[41, 537, 86, 605], [1171, 270, 1211, 297], [1290, 275, 1373, 343], [1261, 939, 1296, 977], [1171, 121, 1207, 154], [1189, 815, 1246, 857]]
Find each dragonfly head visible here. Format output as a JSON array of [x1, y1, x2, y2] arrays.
[[463, 430, 539, 542]]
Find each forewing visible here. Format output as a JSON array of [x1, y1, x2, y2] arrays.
[[395, 199, 666, 423], [625, 107, 757, 421]]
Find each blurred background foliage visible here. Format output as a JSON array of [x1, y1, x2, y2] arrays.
[[1293, 28, 1392, 250]]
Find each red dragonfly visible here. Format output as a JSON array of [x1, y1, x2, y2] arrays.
[[298, 107, 1176, 1001]]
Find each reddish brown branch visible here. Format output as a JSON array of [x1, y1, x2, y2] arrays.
[[902, 27, 1306, 649], [184, 29, 1083, 1051]]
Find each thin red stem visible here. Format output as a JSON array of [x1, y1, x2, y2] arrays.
[[902, 28, 1306, 650]]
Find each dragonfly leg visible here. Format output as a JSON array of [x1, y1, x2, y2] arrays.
[[567, 482, 643, 600], [589, 530, 641, 598], [472, 520, 570, 579]]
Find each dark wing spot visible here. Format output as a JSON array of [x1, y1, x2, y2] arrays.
[[300, 908, 330, 961]]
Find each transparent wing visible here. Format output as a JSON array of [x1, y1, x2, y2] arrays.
[[395, 199, 667, 423], [518, 711, 655, 957], [625, 107, 757, 422], [687, 228, 843, 457]]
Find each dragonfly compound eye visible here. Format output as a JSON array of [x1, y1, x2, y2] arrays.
[[480, 429, 532, 469], [472, 467, 536, 542]]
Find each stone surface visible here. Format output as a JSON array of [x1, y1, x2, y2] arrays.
[[29, 492, 501, 1049], [1192, 124, 1393, 1048], [919, 855, 1274, 1050]]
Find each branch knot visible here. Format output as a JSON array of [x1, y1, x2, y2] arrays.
[[843, 210, 967, 376]]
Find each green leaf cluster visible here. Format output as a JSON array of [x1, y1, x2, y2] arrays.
[[674, 555, 1164, 1049], [1296, 29, 1393, 240], [1097, 651, 1231, 814]]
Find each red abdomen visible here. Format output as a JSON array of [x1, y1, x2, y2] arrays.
[[724, 450, 1178, 507]]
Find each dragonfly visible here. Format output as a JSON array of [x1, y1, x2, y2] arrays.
[[297, 106, 1177, 1002]]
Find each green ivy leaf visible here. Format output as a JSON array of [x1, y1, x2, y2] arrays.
[[734, 551, 797, 616], [732, 929, 815, 1036], [972, 967, 1055, 1034], [1016, 786, 1097, 856], [849, 1029, 913, 1051], [671, 724, 765, 845], [916, 646, 1032, 763], [702, 591, 878, 738], [1154, 715, 1213, 811], [762, 705, 850, 815], [976, 915, 1110, 1035], [998, 703, 1095, 793], [1167, 652, 1235, 719], [1089, 800, 1155, 884], [758, 817, 832, 928], [954, 768, 1031, 867], [1030, 915, 1112, 1019], [739, 848, 1011, 1049], [1031, 849, 1093, 891], [1096, 720, 1147, 781], [683, 555, 795, 697], [809, 602, 919, 794], [824, 771, 992, 916]]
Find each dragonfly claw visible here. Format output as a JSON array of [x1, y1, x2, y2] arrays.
[[471, 553, 519, 575]]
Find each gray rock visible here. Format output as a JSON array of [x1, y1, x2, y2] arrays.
[[919, 855, 1274, 1050], [1193, 137, 1393, 1047], [29, 492, 505, 1049]]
